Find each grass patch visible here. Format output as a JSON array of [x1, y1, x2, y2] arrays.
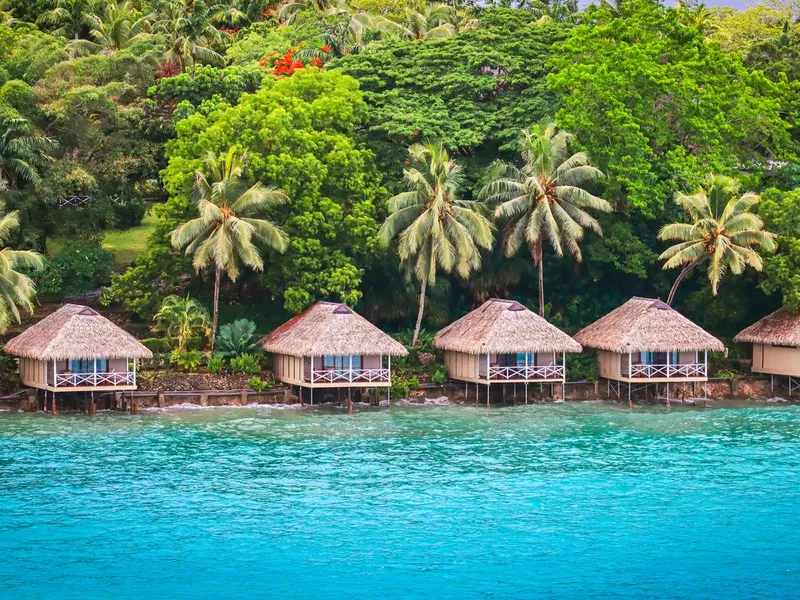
[[46, 211, 160, 268]]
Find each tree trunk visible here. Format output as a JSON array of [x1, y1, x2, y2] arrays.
[[532, 241, 545, 317], [666, 260, 699, 306], [412, 276, 428, 347], [211, 267, 221, 350]]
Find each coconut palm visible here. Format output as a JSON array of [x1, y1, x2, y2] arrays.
[[38, 0, 102, 39], [171, 147, 289, 347], [72, 1, 151, 54], [480, 121, 610, 316], [379, 141, 494, 346], [0, 211, 44, 334], [658, 174, 776, 305], [0, 116, 57, 191], [391, 3, 459, 40], [153, 0, 226, 72], [152, 294, 211, 351]]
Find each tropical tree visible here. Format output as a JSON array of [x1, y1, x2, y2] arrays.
[[153, 0, 226, 72], [480, 121, 610, 316], [379, 141, 493, 345], [0, 116, 57, 190], [72, 1, 151, 53], [0, 211, 44, 334], [152, 294, 211, 351], [278, 0, 338, 22], [658, 174, 777, 305], [393, 3, 461, 40], [171, 147, 289, 347], [38, 0, 101, 39]]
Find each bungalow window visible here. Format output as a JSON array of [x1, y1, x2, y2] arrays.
[[69, 359, 108, 373], [515, 352, 536, 366], [322, 355, 362, 370]]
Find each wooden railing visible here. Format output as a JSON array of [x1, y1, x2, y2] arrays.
[[487, 365, 564, 380], [622, 363, 706, 378], [310, 368, 390, 384], [54, 371, 135, 387]]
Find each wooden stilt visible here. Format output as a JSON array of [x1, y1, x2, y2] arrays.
[[91, 391, 96, 415], [666, 382, 671, 407], [348, 387, 353, 413], [628, 382, 631, 408], [52, 392, 58, 416], [524, 382, 528, 404]]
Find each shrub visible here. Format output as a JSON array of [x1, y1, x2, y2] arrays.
[[170, 349, 202, 373], [230, 352, 261, 375], [390, 377, 410, 399], [248, 376, 272, 392], [141, 336, 202, 353], [34, 242, 114, 299], [715, 368, 740, 380], [431, 366, 448, 385], [206, 354, 226, 374], [216, 319, 259, 358], [112, 197, 147, 229]]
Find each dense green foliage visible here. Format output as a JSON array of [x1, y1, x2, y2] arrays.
[[0, 0, 797, 349]]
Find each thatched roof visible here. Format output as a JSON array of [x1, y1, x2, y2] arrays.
[[734, 308, 800, 348], [573, 297, 725, 353], [433, 299, 582, 355], [4, 304, 153, 361], [261, 302, 408, 358]]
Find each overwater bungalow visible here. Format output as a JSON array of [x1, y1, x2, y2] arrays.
[[4, 304, 152, 412], [261, 301, 408, 404], [735, 308, 800, 394], [574, 297, 725, 404], [433, 299, 582, 403]]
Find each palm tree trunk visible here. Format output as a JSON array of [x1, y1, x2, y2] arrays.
[[211, 267, 221, 349], [412, 276, 427, 347], [666, 260, 699, 306], [532, 241, 544, 317]]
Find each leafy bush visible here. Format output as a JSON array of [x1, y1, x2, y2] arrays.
[[230, 353, 261, 375], [431, 366, 448, 385], [170, 349, 203, 373], [390, 377, 410, 399], [216, 319, 259, 358], [206, 354, 226, 374], [34, 242, 114, 299], [248, 376, 272, 392], [715, 368, 740, 380], [565, 353, 599, 382], [112, 197, 147, 229]]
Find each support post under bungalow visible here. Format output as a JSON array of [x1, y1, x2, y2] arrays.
[[628, 352, 632, 408], [666, 351, 671, 406], [93, 357, 97, 386], [387, 354, 392, 406], [562, 352, 566, 401], [133, 358, 137, 387], [310, 356, 314, 406], [486, 352, 490, 408]]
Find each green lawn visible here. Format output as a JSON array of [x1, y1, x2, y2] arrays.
[[47, 211, 160, 268]]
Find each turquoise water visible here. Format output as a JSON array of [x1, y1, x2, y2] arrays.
[[1, 402, 799, 599]]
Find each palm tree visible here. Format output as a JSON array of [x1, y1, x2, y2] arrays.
[[379, 141, 493, 345], [277, 0, 338, 22], [38, 0, 101, 39], [0, 211, 44, 334], [480, 121, 610, 316], [171, 147, 289, 347], [153, 0, 226, 72], [393, 3, 460, 40], [72, 1, 151, 54], [152, 294, 211, 351], [658, 174, 776, 305], [0, 116, 57, 191]]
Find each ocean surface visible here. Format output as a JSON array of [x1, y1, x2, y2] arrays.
[[1, 401, 798, 599]]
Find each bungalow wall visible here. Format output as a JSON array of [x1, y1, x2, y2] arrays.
[[751, 343, 800, 377], [444, 351, 479, 383], [271, 353, 305, 386]]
